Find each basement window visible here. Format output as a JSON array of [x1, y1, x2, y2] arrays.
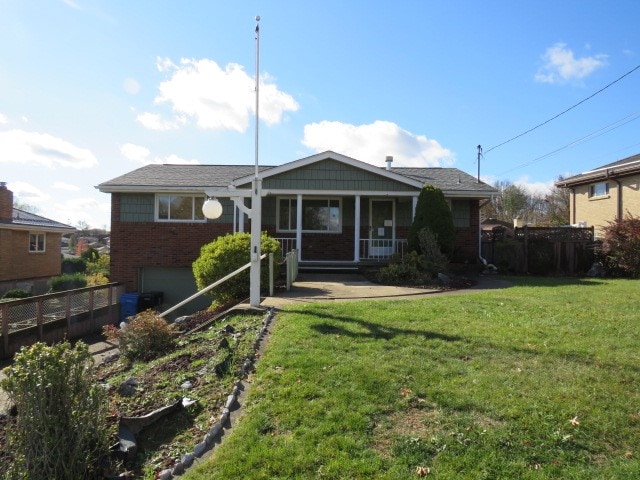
[[29, 233, 45, 253]]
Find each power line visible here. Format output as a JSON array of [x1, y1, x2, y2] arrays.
[[497, 111, 640, 176], [485, 63, 640, 154]]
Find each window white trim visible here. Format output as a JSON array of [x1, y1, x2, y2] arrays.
[[29, 232, 46, 253], [155, 194, 207, 222]]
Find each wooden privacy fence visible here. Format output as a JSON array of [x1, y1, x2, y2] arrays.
[[0, 283, 125, 359], [482, 226, 595, 275]]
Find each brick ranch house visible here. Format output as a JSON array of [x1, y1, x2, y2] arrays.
[[556, 152, 640, 238], [97, 151, 497, 310], [0, 182, 76, 296]]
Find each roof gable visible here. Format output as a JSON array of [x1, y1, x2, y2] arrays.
[[0, 208, 76, 233], [232, 151, 424, 189]]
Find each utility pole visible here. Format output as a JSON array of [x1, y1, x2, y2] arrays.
[[476, 145, 482, 183]]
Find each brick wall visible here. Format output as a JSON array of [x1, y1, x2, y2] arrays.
[[0, 183, 12, 222], [573, 175, 640, 236], [453, 199, 480, 262], [110, 193, 235, 291], [0, 229, 62, 282]]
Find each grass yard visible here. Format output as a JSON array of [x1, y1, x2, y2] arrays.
[[184, 277, 640, 479]]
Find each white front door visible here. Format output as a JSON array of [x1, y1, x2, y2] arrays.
[[369, 199, 395, 257]]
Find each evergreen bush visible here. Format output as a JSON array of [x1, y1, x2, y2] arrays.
[[408, 185, 455, 257], [0, 341, 109, 480], [50, 273, 87, 292], [1, 289, 31, 299], [61, 257, 87, 274], [417, 227, 449, 278], [192, 232, 283, 304]]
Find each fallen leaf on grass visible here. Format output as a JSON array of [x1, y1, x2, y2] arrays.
[[570, 416, 580, 426], [416, 466, 430, 476]]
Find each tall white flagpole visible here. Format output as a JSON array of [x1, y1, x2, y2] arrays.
[[249, 15, 262, 307]]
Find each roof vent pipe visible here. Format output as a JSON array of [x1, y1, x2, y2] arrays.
[[385, 156, 393, 171]]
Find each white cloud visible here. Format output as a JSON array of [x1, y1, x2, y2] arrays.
[[136, 112, 181, 131], [8, 181, 50, 204], [53, 181, 81, 192], [302, 120, 455, 168], [121, 142, 199, 165], [121, 142, 151, 162], [123, 77, 141, 95], [0, 129, 98, 168], [535, 43, 607, 84], [142, 57, 298, 132], [514, 176, 554, 196], [0, 113, 7, 124]]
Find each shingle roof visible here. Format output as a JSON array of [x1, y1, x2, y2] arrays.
[[97, 164, 275, 190], [556, 152, 640, 187], [389, 167, 497, 194], [4, 208, 76, 232], [98, 160, 497, 196]]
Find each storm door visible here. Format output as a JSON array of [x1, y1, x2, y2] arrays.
[[369, 199, 395, 257]]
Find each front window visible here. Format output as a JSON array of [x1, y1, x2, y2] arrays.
[[29, 233, 45, 252], [302, 198, 341, 232], [589, 182, 609, 198], [277, 197, 341, 232], [156, 195, 205, 221]]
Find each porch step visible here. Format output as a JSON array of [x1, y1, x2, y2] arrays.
[[298, 262, 359, 273]]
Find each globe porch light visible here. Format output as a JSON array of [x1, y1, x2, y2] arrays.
[[202, 198, 223, 219]]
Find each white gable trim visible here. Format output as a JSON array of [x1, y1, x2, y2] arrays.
[[231, 150, 425, 189]]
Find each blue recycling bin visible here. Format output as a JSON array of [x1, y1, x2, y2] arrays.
[[120, 293, 140, 323]]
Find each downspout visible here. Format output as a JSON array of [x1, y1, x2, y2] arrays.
[[613, 177, 623, 221], [569, 187, 575, 224]]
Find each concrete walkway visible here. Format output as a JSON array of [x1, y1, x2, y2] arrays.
[[262, 271, 511, 309]]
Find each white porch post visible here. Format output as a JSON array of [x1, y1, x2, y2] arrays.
[[238, 201, 245, 233], [412, 195, 418, 220], [296, 193, 303, 261], [354, 195, 361, 261]]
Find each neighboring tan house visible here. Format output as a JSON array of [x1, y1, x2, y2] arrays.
[[0, 182, 76, 296], [97, 151, 497, 307], [555, 153, 640, 237]]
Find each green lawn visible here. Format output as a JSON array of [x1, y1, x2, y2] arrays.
[[184, 277, 640, 479]]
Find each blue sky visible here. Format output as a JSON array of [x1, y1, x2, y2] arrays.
[[1, 0, 639, 229]]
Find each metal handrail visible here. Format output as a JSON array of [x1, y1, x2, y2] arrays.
[[158, 254, 267, 318]]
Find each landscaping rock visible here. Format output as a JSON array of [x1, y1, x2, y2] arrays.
[[117, 377, 139, 397]]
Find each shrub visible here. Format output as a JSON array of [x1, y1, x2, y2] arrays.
[[85, 273, 109, 286], [0, 341, 109, 480], [104, 309, 177, 361], [417, 227, 449, 278], [50, 273, 87, 292], [408, 185, 455, 257], [61, 257, 87, 274], [86, 253, 110, 278], [80, 247, 100, 262], [2, 289, 31, 299], [192, 232, 283, 304], [377, 251, 428, 285], [600, 212, 640, 278]]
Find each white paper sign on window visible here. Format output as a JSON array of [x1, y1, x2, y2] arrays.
[[378, 227, 385, 236]]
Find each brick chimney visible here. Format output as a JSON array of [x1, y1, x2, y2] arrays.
[[0, 182, 13, 223]]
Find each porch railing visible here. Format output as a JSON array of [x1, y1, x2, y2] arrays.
[[360, 239, 408, 260], [276, 237, 297, 257], [275, 237, 408, 262]]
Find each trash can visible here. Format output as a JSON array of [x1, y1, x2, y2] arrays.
[[120, 293, 140, 323], [138, 291, 164, 311]]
